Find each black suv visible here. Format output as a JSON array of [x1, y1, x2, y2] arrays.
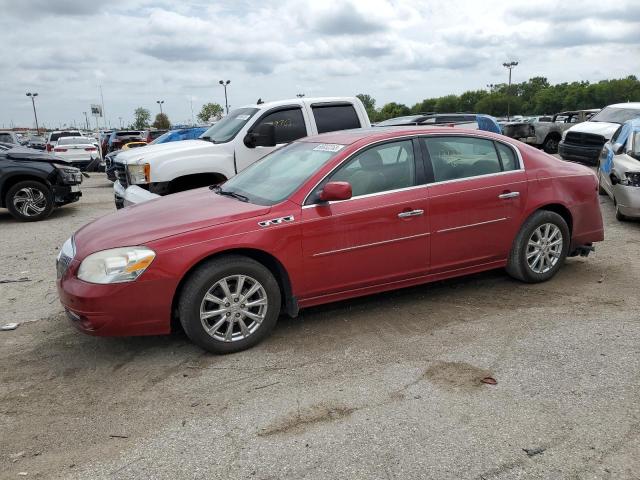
[[0, 143, 83, 221]]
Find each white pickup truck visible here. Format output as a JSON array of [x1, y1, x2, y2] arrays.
[[113, 96, 370, 208]]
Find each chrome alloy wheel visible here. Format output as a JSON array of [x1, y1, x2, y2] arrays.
[[199, 275, 268, 342], [13, 187, 47, 217], [526, 223, 563, 274]]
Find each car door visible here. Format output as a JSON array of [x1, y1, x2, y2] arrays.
[[235, 106, 310, 172], [300, 138, 429, 299], [422, 135, 528, 274]]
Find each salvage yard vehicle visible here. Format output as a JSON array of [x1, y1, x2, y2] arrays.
[[27, 135, 46, 150], [502, 109, 599, 154], [45, 130, 83, 152], [375, 113, 502, 133], [598, 118, 640, 221], [0, 130, 22, 145], [112, 97, 370, 208], [0, 143, 82, 221], [559, 103, 640, 165], [52, 136, 100, 170], [107, 130, 144, 153], [57, 127, 603, 353]]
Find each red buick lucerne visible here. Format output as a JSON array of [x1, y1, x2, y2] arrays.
[[57, 128, 604, 353]]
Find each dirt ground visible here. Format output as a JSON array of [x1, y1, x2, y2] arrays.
[[1, 173, 640, 480]]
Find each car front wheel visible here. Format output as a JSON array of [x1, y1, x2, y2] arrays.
[[6, 180, 55, 222], [506, 210, 570, 283], [178, 255, 281, 354]]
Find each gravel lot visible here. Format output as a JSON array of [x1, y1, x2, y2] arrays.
[[1, 172, 640, 479]]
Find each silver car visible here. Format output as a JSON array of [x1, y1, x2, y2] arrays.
[[598, 118, 640, 221]]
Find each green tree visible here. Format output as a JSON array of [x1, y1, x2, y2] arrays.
[[378, 102, 411, 121], [197, 103, 224, 123], [133, 107, 151, 129], [152, 113, 171, 129], [435, 95, 460, 113], [411, 98, 437, 114], [356, 94, 377, 121]]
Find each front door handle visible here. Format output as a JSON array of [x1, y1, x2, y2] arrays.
[[498, 191, 520, 199], [398, 209, 424, 218]]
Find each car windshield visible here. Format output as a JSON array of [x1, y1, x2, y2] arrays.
[[220, 141, 344, 206], [591, 107, 640, 125], [200, 108, 260, 143]]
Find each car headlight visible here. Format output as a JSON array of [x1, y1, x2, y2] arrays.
[[77, 246, 156, 284], [620, 172, 640, 187], [561, 130, 569, 141], [127, 163, 150, 184], [54, 163, 83, 184]]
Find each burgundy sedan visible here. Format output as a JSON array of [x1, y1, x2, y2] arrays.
[[57, 128, 604, 353]]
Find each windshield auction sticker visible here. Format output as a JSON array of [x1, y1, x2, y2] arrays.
[[313, 144, 345, 152], [235, 114, 251, 120]]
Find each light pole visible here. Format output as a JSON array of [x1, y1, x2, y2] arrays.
[[118, 117, 123, 128], [502, 61, 518, 121], [156, 100, 164, 114], [26, 92, 40, 134], [219, 80, 230, 114], [486, 84, 495, 93], [83, 111, 89, 130]]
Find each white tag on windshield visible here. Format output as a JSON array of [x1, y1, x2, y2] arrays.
[[313, 144, 344, 152], [236, 114, 250, 120]]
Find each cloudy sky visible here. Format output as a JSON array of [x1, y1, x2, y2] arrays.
[[1, 0, 639, 129]]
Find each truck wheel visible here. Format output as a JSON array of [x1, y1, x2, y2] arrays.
[[506, 210, 570, 283], [543, 136, 559, 154], [6, 180, 55, 222], [178, 255, 281, 354]]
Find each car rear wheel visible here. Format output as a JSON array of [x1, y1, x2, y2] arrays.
[[543, 136, 559, 154], [6, 180, 55, 222], [506, 210, 570, 283], [178, 255, 281, 354], [614, 200, 627, 221]]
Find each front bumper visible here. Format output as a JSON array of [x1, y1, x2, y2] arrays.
[[614, 184, 640, 218], [113, 181, 160, 209], [558, 142, 602, 164], [52, 184, 82, 206]]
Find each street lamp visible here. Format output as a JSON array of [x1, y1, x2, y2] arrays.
[[502, 61, 518, 121], [219, 80, 230, 114], [26, 92, 40, 134], [156, 100, 164, 114], [83, 111, 89, 130]]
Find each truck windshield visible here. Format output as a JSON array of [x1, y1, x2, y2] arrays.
[[591, 107, 640, 125], [201, 108, 259, 143], [219, 141, 344, 206]]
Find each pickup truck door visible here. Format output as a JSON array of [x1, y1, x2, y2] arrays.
[[234, 106, 311, 173]]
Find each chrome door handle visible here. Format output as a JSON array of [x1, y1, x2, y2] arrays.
[[498, 192, 520, 199], [398, 209, 424, 218]]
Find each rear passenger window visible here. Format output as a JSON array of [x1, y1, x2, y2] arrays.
[[312, 104, 361, 134], [425, 137, 502, 182], [495, 142, 518, 171]]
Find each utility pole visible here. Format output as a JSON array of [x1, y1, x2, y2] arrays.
[[99, 85, 106, 127], [502, 61, 518, 121], [219, 80, 230, 114], [118, 117, 123, 128], [83, 111, 89, 130], [26, 92, 40, 134], [156, 100, 164, 114]]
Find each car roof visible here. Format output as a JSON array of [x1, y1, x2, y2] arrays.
[[607, 102, 640, 109], [239, 96, 360, 110], [298, 126, 505, 146]]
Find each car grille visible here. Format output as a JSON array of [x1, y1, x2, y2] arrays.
[[564, 131, 606, 148], [56, 252, 72, 279], [114, 162, 129, 188]]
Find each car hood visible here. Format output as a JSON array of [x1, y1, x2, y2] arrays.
[[566, 121, 620, 139], [4, 147, 71, 164], [116, 139, 212, 164], [73, 187, 271, 258]]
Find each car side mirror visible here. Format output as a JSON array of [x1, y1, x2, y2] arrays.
[[244, 123, 276, 148], [613, 142, 625, 155], [318, 181, 352, 202]]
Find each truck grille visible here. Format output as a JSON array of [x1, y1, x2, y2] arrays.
[[114, 163, 129, 188], [564, 131, 606, 148]]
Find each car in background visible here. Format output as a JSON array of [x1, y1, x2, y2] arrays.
[[375, 113, 502, 134], [559, 103, 640, 165], [0, 131, 22, 145], [502, 109, 599, 154], [27, 135, 46, 150], [598, 118, 640, 221], [141, 129, 168, 144], [150, 127, 208, 145], [46, 130, 83, 152], [100, 130, 114, 156], [52, 136, 100, 170], [58, 127, 603, 353], [107, 130, 143, 153], [0, 143, 82, 221], [122, 141, 148, 150]]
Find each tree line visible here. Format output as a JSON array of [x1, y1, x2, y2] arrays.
[[357, 75, 640, 122], [130, 103, 224, 130]]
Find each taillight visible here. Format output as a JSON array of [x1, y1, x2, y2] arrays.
[[54, 148, 67, 152], [46, 144, 52, 151], [85, 147, 97, 151]]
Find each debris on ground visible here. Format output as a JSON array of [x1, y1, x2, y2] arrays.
[[523, 447, 546, 457], [0, 277, 31, 284], [598, 274, 605, 283], [10, 451, 26, 462], [109, 434, 129, 439], [481, 377, 497, 385], [1, 323, 19, 331]]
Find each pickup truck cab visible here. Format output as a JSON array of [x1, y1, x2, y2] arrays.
[[113, 97, 370, 208]]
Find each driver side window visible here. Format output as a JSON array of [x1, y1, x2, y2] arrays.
[[253, 108, 307, 144]]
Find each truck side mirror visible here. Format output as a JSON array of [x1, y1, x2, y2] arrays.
[[244, 123, 277, 148]]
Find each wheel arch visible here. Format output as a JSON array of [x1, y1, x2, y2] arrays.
[[170, 248, 297, 332], [537, 203, 573, 234]]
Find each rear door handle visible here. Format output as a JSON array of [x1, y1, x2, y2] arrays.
[[498, 192, 520, 199], [398, 209, 424, 218]]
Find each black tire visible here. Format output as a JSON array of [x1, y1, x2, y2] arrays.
[[597, 171, 607, 195], [178, 255, 281, 354], [615, 201, 627, 221], [543, 136, 560, 154], [5, 180, 55, 222], [506, 210, 570, 283]]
